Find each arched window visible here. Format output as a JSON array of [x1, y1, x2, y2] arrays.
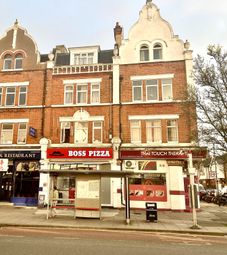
[[140, 45, 149, 62], [3, 54, 12, 70], [14, 53, 23, 69], [153, 43, 162, 60]]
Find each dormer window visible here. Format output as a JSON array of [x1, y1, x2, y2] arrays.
[[140, 45, 149, 62], [3, 54, 13, 70], [14, 53, 23, 69], [74, 52, 94, 65], [153, 43, 162, 60]]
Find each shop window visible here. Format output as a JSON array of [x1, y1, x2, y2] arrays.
[[17, 123, 27, 144], [14, 53, 23, 69], [146, 79, 158, 101], [146, 120, 162, 143], [132, 80, 142, 102], [18, 86, 27, 106], [3, 54, 13, 70], [60, 122, 70, 143], [77, 84, 88, 104], [93, 121, 102, 143], [5, 87, 16, 106], [1, 123, 14, 144], [167, 119, 178, 142], [91, 83, 100, 104], [130, 120, 141, 143], [140, 45, 149, 61], [74, 122, 88, 143], [153, 43, 162, 60], [162, 79, 173, 100], [64, 85, 74, 104]]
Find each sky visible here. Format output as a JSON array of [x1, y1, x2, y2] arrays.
[[0, 0, 226, 57]]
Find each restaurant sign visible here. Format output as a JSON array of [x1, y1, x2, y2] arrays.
[[121, 149, 207, 159], [0, 151, 41, 160], [47, 148, 113, 159]]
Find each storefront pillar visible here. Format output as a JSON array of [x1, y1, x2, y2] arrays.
[[169, 166, 186, 210]]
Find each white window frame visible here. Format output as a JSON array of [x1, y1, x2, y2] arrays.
[[146, 120, 162, 143], [146, 79, 159, 101], [60, 122, 70, 143], [132, 80, 143, 102], [167, 119, 178, 143], [1, 123, 14, 144], [130, 120, 141, 143], [162, 79, 173, 101], [17, 123, 27, 144], [76, 84, 88, 104], [74, 122, 88, 143], [153, 43, 163, 60], [140, 45, 149, 62], [5, 87, 16, 106], [18, 86, 27, 106], [74, 52, 94, 65], [14, 54, 23, 70], [92, 121, 102, 143], [3, 55, 12, 70], [91, 83, 100, 104], [64, 84, 74, 105]]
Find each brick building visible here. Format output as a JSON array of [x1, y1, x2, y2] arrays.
[[0, 1, 206, 210]]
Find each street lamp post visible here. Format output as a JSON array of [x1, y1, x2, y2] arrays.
[[188, 152, 201, 229]]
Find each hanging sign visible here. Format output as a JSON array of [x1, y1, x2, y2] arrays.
[[0, 159, 8, 172]]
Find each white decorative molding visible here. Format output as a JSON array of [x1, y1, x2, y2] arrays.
[[63, 78, 102, 84], [0, 118, 29, 123], [0, 81, 29, 87], [128, 114, 179, 120], [130, 74, 174, 81]]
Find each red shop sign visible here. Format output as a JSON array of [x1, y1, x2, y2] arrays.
[[47, 148, 113, 159], [121, 149, 207, 159]]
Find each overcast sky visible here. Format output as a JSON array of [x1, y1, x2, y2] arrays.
[[0, 0, 226, 57]]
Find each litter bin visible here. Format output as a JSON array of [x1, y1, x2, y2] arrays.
[[146, 202, 157, 222]]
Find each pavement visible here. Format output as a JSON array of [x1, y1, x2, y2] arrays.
[[0, 202, 227, 236]]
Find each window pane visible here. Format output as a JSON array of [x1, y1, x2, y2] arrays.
[[140, 46, 149, 61], [0, 88, 2, 106], [167, 120, 178, 142], [162, 79, 172, 100], [131, 121, 141, 143], [133, 80, 142, 101], [93, 121, 102, 143], [19, 86, 27, 105], [146, 80, 158, 101], [6, 87, 16, 106], [77, 85, 87, 104], [153, 44, 162, 60], [64, 85, 73, 104], [74, 122, 88, 143], [15, 54, 23, 69], [1, 124, 13, 144], [3, 54, 12, 69], [17, 123, 27, 144], [146, 120, 162, 143], [61, 122, 70, 143], [91, 84, 100, 103]]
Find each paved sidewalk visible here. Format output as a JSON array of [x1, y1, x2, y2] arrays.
[[0, 202, 227, 236]]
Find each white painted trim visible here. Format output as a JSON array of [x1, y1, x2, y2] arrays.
[[130, 74, 174, 81], [63, 78, 102, 84], [128, 114, 179, 120], [0, 81, 29, 87], [122, 100, 180, 105], [59, 116, 104, 122], [0, 105, 43, 109], [0, 118, 29, 123], [51, 103, 110, 107]]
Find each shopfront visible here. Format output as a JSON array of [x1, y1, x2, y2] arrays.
[[38, 146, 116, 207], [121, 148, 207, 211], [0, 150, 41, 205]]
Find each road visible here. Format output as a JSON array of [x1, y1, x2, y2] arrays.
[[0, 227, 227, 255]]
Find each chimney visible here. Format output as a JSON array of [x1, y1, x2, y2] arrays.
[[114, 22, 123, 47]]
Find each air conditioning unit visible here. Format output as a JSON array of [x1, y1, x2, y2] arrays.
[[123, 160, 137, 170]]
